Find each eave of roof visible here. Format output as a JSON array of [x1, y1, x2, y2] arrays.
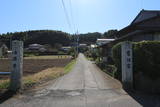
[[117, 15, 160, 37], [99, 10, 160, 48], [100, 28, 160, 48], [131, 10, 160, 25]]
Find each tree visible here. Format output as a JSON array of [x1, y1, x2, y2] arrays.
[[54, 43, 62, 50], [103, 29, 118, 39], [0, 30, 104, 48], [76, 32, 102, 45], [0, 30, 71, 48]]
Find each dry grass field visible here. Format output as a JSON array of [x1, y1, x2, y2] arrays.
[[0, 56, 72, 79], [0, 55, 76, 90]]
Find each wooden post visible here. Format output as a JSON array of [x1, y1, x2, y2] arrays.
[[121, 41, 133, 90], [0, 47, 2, 58], [10, 40, 23, 92]]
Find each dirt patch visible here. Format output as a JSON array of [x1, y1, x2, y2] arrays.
[[0, 58, 71, 79], [23, 59, 71, 75]]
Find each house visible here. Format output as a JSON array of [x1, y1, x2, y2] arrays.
[[100, 10, 160, 63], [96, 39, 115, 46], [79, 44, 88, 53], [89, 44, 97, 54], [117, 9, 160, 42], [90, 44, 97, 50], [79, 44, 87, 48], [28, 44, 43, 50], [70, 43, 78, 47], [96, 39, 115, 62], [0, 43, 8, 57], [60, 46, 71, 52], [27, 44, 46, 52]]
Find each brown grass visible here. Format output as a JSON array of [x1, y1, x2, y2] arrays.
[[0, 67, 64, 89], [0, 56, 75, 90], [0, 57, 71, 79], [23, 67, 64, 89]]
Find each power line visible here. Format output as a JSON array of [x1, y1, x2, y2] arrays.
[[61, 0, 79, 55], [69, 0, 76, 33], [61, 0, 72, 32]]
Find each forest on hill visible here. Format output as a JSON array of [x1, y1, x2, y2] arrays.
[[0, 29, 118, 49]]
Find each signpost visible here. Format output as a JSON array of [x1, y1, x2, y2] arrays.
[[10, 40, 23, 91], [121, 41, 133, 90]]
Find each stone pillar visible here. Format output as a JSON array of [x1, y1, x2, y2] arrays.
[[10, 40, 23, 91], [121, 41, 133, 90]]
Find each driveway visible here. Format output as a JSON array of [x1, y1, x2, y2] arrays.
[[0, 54, 158, 107]]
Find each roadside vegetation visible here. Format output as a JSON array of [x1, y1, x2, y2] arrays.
[[85, 48, 116, 77], [87, 41, 160, 80], [64, 59, 76, 74], [112, 41, 160, 93], [112, 41, 160, 80], [86, 41, 160, 93]]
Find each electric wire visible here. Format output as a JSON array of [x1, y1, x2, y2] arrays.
[[69, 0, 76, 33], [61, 0, 79, 55], [61, 0, 72, 32]]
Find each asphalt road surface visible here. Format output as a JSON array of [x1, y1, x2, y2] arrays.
[[0, 54, 159, 107]]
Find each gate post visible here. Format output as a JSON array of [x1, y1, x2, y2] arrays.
[[9, 40, 23, 91], [121, 41, 133, 90]]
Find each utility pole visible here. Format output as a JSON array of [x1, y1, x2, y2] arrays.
[[76, 30, 79, 57], [9, 35, 12, 50], [73, 30, 79, 58]]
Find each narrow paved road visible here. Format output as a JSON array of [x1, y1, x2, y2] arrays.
[[0, 54, 144, 107]]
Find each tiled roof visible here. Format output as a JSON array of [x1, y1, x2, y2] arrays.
[[131, 10, 160, 25]]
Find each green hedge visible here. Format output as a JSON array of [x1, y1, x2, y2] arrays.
[[112, 41, 160, 80], [112, 42, 122, 79]]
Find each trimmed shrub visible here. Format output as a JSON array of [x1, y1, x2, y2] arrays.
[[133, 41, 160, 79], [103, 65, 117, 77], [112, 41, 160, 80], [111, 42, 122, 79]]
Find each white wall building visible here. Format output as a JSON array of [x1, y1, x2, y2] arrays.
[[96, 39, 115, 46]]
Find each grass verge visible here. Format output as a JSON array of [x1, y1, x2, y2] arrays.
[[86, 56, 93, 61], [64, 59, 76, 74], [0, 59, 76, 90], [0, 80, 9, 89]]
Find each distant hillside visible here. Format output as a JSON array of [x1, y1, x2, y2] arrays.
[[0, 29, 116, 49], [0, 30, 71, 48], [78, 32, 102, 44]]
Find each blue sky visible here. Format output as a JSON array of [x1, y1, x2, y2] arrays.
[[0, 0, 160, 34]]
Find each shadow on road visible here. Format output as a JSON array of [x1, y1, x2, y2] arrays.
[[0, 90, 16, 104], [126, 90, 160, 107]]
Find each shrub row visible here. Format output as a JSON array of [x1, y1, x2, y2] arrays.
[[112, 41, 160, 80]]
